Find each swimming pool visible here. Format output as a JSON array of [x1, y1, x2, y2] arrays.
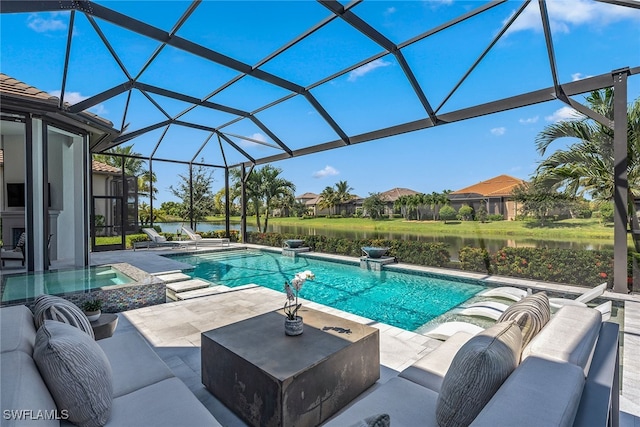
[[1, 266, 134, 303], [170, 250, 485, 331]]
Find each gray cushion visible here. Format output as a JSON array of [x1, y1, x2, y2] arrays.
[[97, 332, 174, 398], [399, 331, 474, 392], [324, 377, 439, 427], [0, 305, 36, 355], [107, 378, 222, 427], [34, 320, 112, 427], [436, 321, 522, 427], [521, 305, 601, 375], [33, 294, 95, 339], [497, 292, 550, 347], [470, 357, 585, 427], [349, 413, 391, 427], [0, 351, 59, 427]]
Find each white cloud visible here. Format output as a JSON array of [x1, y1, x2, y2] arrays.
[[347, 59, 392, 82], [49, 90, 108, 115], [519, 116, 539, 124], [504, 0, 639, 35], [545, 106, 584, 122], [490, 127, 506, 136], [385, 7, 396, 15], [571, 72, 592, 81], [27, 13, 67, 33], [313, 165, 339, 179]]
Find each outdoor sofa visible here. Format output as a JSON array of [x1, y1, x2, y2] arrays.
[[0, 302, 220, 427], [324, 300, 620, 427]]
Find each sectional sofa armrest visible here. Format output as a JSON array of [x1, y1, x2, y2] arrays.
[[572, 321, 620, 427]]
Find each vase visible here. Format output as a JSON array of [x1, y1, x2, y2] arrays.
[[284, 316, 303, 336]]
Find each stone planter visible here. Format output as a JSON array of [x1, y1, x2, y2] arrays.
[[284, 316, 303, 336], [84, 310, 101, 322]]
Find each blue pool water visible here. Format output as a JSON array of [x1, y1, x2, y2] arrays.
[[1, 266, 134, 303], [171, 250, 484, 331]]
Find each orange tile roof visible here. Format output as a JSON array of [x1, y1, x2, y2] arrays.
[[380, 187, 419, 202], [451, 174, 526, 197], [91, 160, 121, 174]]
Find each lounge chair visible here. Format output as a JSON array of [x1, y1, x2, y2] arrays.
[[181, 225, 230, 248], [134, 228, 183, 250], [1, 232, 26, 267], [458, 301, 510, 320], [477, 286, 530, 301], [549, 282, 607, 311], [423, 321, 484, 341], [594, 300, 612, 321]]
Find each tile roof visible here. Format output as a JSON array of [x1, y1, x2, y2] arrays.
[[380, 187, 420, 202], [450, 174, 526, 197], [0, 73, 58, 103], [0, 73, 113, 127], [296, 192, 319, 199], [91, 160, 121, 174]]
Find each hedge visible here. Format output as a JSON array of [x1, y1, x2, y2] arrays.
[[457, 246, 633, 288], [246, 232, 450, 268]]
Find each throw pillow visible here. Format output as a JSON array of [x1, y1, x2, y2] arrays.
[[497, 292, 551, 347], [349, 413, 391, 427], [436, 321, 522, 427], [33, 294, 95, 339], [33, 320, 112, 427]]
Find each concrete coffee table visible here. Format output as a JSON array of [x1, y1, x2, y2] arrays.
[[201, 307, 380, 427]]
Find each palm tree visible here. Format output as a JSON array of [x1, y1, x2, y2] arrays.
[[259, 165, 295, 233], [334, 180, 354, 215], [535, 89, 639, 204], [318, 186, 337, 216], [394, 195, 409, 219]]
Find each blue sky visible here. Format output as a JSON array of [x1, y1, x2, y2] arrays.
[[1, 0, 639, 204]]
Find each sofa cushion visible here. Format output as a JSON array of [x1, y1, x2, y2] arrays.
[[470, 356, 585, 427], [97, 332, 174, 398], [0, 351, 59, 427], [34, 320, 112, 427], [0, 305, 37, 355], [33, 294, 94, 339], [497, 292, 550, 347], [436, 321, 522, 427], [324, 377, 439, 427], [105, 378, 222, 427], [399, 331, 474, 392], [521, 305, 601, 375]]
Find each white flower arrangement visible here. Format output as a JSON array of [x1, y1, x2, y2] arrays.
[[283, 270, 315, 320]]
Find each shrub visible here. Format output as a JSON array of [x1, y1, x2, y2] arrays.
[[439, 205, 457, 222], [599, 203, 614, 224], [457, 205, 474, 221], [487, 214, 504, 221], [459, 247, 491, 273]]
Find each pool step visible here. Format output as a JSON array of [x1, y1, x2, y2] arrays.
[[155, 272, 192, 284], [175, 285, 232, 300], [166, 278, 210, 293]]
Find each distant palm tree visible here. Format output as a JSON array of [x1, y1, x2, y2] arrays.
[[230, 165, 295, 232], [535, 89, 639, 203], [318, 186, 338, 216], [334, 180, 354, 215]]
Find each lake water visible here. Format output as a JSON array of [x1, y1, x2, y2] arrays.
[[156, 221, 613, 257]]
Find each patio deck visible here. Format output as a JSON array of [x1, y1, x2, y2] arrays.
[[55, 246, 640, 425]]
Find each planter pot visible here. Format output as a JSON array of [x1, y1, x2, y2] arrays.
[[85, 310, 101, 322], [284, 316, 303, 336]]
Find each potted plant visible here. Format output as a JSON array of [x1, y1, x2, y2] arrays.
[[283, 270, 314, 336], [82, 299, 103, 322]]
